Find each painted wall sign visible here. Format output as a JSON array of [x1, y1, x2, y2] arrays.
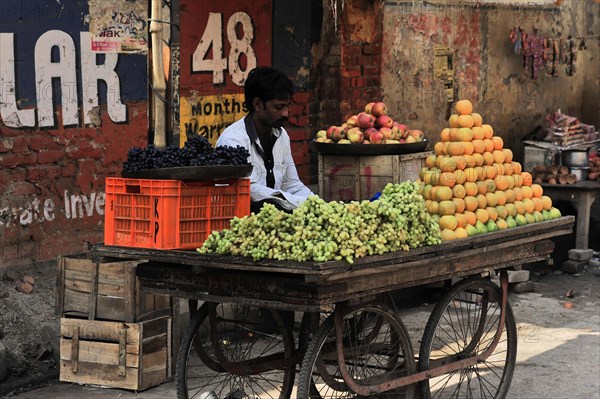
[[88, 0, 148, 54], [0, 0, 147, 129], [179, 0, 272, 145]]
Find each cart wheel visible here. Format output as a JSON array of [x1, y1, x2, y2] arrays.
[[418, 277, 517, 399], [176, 302, 296, 399], [297, 303, 416, 398]]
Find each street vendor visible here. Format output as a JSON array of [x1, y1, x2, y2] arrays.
[[217, 66, 313, 213]]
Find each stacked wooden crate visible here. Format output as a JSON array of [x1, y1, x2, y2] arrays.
[[56, 253, 173, 391]]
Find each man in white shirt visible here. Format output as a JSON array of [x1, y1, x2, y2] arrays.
[[217, 67, 313, 213]]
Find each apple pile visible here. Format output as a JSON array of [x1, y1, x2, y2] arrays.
[[314, 101, 425, 144], [417, 99, 563, 242]]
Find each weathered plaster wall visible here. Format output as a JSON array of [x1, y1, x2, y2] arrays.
[[381, 1, 600, 162]]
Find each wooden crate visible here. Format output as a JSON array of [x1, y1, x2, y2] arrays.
[[318, 151, 432, 202], [59, 316, 171, 391], [56, 254, 172, 322]]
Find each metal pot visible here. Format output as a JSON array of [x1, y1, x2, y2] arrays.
[[562, 149, 589, 167], [569, 167, 589, 182]]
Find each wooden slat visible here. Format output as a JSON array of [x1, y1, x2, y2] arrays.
[[60, 319, 141, 345], [60, 339, 140, 367], [55, 256, 66, 316], [60, 361, 140, 390]]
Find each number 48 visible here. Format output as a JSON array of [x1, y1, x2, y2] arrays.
[[193, 12, 257, 86]]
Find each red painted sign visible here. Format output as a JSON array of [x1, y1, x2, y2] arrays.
[[180, 0, 273, 96]]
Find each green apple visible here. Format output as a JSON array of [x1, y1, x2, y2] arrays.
[[465, 224, 478, 236], [515, 214, 526, 226], [542, 210, 552, 221], [486, 219, 499, 232], [533, 211, 544, 223], [549, 207, 562, 219], [506, 215, 517, 228], [525, 213, 535, 224], [475, 220, 488, 234]]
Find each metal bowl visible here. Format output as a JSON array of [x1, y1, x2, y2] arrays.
[[568, 167, 589, 182], [562, 150, 589, 167]]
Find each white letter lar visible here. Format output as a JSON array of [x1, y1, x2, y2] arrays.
[[35, 30, 79, 127]]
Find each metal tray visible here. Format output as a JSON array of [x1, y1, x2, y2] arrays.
[[121, 164, 253, 181], [310, 140, 429, 155]]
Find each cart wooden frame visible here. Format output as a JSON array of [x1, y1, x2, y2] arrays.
[[92, 216, 574, 399]]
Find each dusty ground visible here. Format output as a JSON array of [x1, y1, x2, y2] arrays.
[[0, 258, 599, 399]]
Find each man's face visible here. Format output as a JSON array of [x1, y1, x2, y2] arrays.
[[255, 98, 290, 129]]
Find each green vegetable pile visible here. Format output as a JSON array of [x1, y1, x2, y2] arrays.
[[198, 181, 442, 263]]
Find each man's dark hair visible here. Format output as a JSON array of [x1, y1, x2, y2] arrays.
[[244, 67, 293, 113]]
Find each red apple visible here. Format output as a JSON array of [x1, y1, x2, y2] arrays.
[[363, 127, 378, 141], [346, 114, 359, 128], [369, 130, 385, 144], [331, 128, 346, 142], [409, 129, 424, 141], [363, 140, 371, 144], [326, 125, 340, 140], [347, 127, 364, 143], [405, 135, 416, 143], [357, 112, 375, 129], [379, 127, 394, 140], [371, 102, 387, 117], [376, 115, 394, 129], [337, 138, 351, 144], [392, 122, 409, 139], [365, 102, 375, 114]]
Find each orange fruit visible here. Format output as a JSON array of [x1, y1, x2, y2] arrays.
[[492, 150, 505, 164], [521, 185, 533, 199], [486, 206, 499, 221], [541, 196, 552, 210], [439, 172, 457, 188], [523, 198, 535, 213], [514, 200, 526, 215], [455, 227, 468, 239], [439, 200, 456, 215], [449, 128, 459, 141], [425, 154, 437, 168], [472, 126, 485, 140], [449, 114, 459, 128], [476, 208, 490, 224], [511, 162, 522, 174], [485, 178, 496, 193], [484, 164, 497, 179], [476, 180, 488, 195], [464, 196, 479, 212], [495, 190, 507, 205], [494, 163, 505, 177], [483, 139, 494, 153], [512, 174, 523, 188], [476, 193, 488, 209], [505, 175, 515, 189], [464, 167, 478, 182], [462, 141, 475, 155], [496, 218, 508, 230], [428, 200, 439, 214], [453, 156, 467, 171], [441, 228, 457, 241], [463, 155, 476, 168], [458, 115, 475, 128], [454, 169, 467, 185], [471, 113, 483, 127], [496, 205, 509, 220], [494, 175, 509, 191], [491, 136, 503, 150], [439, 215, 458, 230], [440, 128, 450, 142], [482, 152, 495, 166], [513, 187, 524, 201], [464, 210, 477, 226], [455, 99, 473, 115], [433, 185, 453, 201], [475, 166, 486, 181], [447, 142, 465, 156], [532, 197, 544, 212], [453, 198, 466, 214], [521, 171, 533, 186], [504, 189, 516, 203], [482, 124, 494, 139], [434, 141, 444, 156], [502, 148, 513, 163], [472, 139, 486, 154], [439, 156, 457, 172], [452, 184, 466, 199], [503, 162, 514, 176], [455, 213, 468, 228], [531, 183, 543, 198], [464, 181, 478, 196], [472, 153, 484, 167], [485, 192, 498, 207], [455, 127, 473, 142]]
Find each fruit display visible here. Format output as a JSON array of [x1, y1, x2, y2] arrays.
[[587, 155, 600, 181], [418, 99, 562, 242], [314, 101, 425, 144], [198, 181, 442, 263], [122, 135, 250, 173]]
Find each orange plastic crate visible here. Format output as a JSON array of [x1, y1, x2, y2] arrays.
[[104, 178, 250, 250]]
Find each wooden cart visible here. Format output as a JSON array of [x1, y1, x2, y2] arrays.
[[92, 216, 574, 399]]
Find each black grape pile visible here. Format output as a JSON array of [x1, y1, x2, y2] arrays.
[[199, 181, 442, 263], [123, 135, 250, 173]]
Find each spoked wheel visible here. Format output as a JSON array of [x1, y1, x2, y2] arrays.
[[418, 277, 517, 399], [176, 302, 296, 399], [297, 303, 416, 398]]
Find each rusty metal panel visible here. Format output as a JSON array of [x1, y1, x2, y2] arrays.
[[179, 0, 273, 145]]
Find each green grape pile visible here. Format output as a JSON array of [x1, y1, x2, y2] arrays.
[[198, 181, 442, 263]]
